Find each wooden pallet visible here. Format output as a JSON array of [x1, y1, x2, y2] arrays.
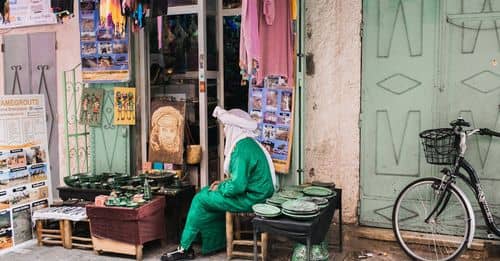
[[91, 236, 143, 261]]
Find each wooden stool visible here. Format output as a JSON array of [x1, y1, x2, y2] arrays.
[[63, 219, 93, 249], [35, 219, 65, 246], [226, 212, 268, 260]]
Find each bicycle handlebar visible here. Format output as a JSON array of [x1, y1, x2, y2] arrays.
[[479, 128, 500, 137]]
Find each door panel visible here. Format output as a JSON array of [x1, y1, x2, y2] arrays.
[[361, 0, 500, 236], [360, 0, 438, 227], [3, 34, 30, 94], [91, 84, 130, 175], [445, 0, 500, 236], [28, 32, 59, 195]]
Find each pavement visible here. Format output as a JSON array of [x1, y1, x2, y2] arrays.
[[0, 223, 496, 261]]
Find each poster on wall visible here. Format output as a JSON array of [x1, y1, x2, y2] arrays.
[[149, 99, 186, 165], [113, 87, 136, 125], [79, 88, 104, 126], [79, 0, 130, 83], [248, 76, 294, 174], [0, 95, 51, 251], [0, 0, 56, 29]]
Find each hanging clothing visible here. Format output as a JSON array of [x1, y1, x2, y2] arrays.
[[179, 138, 275, 254], [239, 0, 260, 79], [257, 0, 294, 86]]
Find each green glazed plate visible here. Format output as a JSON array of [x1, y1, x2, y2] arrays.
[[252, 203, 281, 217], [266, 195, 288, 204], [282, 200, 318, 213], [303, 186, 333, 197], [265, 201, 281, 207], [277, 190, 304, 199], [283, 185, 305, 192], [281, 208, 318, 215], [298, 196, 329, 206], [282, 211, 321, 220]]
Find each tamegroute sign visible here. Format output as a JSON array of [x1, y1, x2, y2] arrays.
[[0, 95, 51, 251]]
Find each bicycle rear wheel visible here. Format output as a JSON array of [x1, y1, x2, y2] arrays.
[[392, 178, 471, 261]]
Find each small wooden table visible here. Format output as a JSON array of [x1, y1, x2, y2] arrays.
[[252, 188, 343, 261], [86, 197, 166, 261]]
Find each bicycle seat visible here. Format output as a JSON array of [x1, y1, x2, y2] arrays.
[[450, 118, 470, 127]]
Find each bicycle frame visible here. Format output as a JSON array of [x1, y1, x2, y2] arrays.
[[456, 158, 500, 237], [428, 156, 500, 237]]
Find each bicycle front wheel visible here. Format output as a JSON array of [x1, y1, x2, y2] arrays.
[[393, 178, 471, 261]]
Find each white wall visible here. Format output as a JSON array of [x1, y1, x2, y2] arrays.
[[304, 0, 362, 223], [0, 8, 82, 189]]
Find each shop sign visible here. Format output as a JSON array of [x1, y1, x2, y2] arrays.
[[0, 95, 51, 252], [0, 0, 56, 29]]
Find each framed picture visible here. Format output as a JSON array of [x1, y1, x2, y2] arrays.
[[79, 88, 104, 126], [149, 99, 186, 164], [113, 87, 136, 125]]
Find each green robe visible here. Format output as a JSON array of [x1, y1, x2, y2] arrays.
[[180, 138, 275, 254]]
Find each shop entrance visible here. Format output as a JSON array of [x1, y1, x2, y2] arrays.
[[361, 0, 500, 236], [141, 0, 247, 188]]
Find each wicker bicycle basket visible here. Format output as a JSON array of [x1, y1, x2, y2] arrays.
[[419, 128, 458, 165]]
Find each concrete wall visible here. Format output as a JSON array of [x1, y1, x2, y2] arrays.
[[0, 8, 81, 189], [304, 0, 362, 223]]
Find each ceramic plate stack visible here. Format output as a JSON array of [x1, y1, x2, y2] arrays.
[[303, 186, 336, 199], [298, 196, 329, 209], [277, 190, 304, 199], [266, 195, 288, 207], [252, 203, 281, 218], [281, 200, 320, 220]]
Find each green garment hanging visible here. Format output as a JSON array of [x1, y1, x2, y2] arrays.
[[180, 138, 275, 254]]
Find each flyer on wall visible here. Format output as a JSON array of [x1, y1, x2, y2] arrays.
[[0, 95, 51, 251], [79, 0, 130, 83], [0, 0, 57, 29], [248, 76, 294, 174]]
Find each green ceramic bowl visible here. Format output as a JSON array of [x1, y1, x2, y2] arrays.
[[79, 175, 92, 183], [80, 182, 91, 189], [63, 175, 79, 187]]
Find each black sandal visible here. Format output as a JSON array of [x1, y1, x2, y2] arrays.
[[160, 247, 195, 261]]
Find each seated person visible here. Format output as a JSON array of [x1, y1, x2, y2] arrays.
[[162, 106, 278, 261]]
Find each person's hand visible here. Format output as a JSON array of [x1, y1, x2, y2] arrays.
[[209, 181, 220, 191]]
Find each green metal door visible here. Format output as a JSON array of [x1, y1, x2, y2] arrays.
[[360, 0, 439, 227], [361, 0, 500, 233], [91, 84, 131, 175], [444, 0, 500, 236]]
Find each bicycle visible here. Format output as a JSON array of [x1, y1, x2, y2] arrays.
[[392, 117, 500, 261]]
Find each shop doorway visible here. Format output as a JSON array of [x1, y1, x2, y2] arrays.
[[361, 0, 500, 236], [221, 14, 247, 112]]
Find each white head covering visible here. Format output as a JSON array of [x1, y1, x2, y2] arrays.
[[212, 106, 278, 191]]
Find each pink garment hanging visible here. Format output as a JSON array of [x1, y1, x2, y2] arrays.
[[157, 16, 163, 49], [257, 0, 294, 86], [239, 0, 260, 79]]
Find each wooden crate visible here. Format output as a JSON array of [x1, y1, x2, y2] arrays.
[[91, 236, 143, 261]]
